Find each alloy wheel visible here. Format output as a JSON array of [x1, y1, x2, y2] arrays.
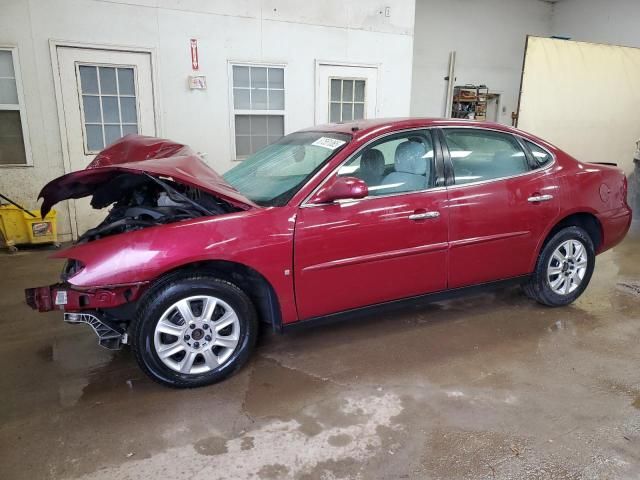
[[153, 295, 241, 374], [547, 239, 588, 295]]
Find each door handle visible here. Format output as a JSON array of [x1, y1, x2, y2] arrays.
[[527, 194, 554, 203], [408, 211, 440, 220]]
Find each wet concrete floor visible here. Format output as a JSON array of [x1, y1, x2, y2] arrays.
[[1, 228, 639, 479]]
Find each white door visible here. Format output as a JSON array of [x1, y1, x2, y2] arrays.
[[56, 47, 156, 238], [315, 63, 378, 125]]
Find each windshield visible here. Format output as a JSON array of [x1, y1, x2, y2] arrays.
[[223, 131, 351, 206]]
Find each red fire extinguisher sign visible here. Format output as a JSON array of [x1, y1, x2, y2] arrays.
[[190, 39, 199, 71]]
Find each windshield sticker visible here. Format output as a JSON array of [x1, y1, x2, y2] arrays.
[[311, 137, 346, 150]]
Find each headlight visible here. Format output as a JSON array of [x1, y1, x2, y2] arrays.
[[61, 259, 85, 281]]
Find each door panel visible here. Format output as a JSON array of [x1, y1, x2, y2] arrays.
[[56, 47, 156, 237], [442, 128, 560, 288], [447, 173, 559, 287], [294, 129, 448, 319], [294, 191, 448, 319]]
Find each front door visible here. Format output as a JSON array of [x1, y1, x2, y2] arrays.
[[441, 127, 560, 288], [56, 46, 156, 237], [315, 63, 378, 125], [294, 129, 448, 320]]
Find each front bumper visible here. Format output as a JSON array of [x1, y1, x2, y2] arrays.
[[25, 282, 146, 312]]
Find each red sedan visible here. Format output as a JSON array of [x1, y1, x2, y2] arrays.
[[26, 119, 632, 387]]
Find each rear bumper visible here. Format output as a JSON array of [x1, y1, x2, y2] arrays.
[[597, 207, 633, 253], [25, 282, 146, 313]]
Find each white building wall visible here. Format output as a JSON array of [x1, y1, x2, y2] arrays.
[[552, 0, 640, 49], [0, 0, 416, 241], [410, 0, 552, 123]]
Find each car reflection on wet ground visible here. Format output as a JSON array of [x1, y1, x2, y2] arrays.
[[1, 225, 639, 479]]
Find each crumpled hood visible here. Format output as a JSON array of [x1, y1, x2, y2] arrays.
[[39, 135, 256, 217]]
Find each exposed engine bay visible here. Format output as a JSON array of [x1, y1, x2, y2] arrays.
[[78, 172, 237, 243]]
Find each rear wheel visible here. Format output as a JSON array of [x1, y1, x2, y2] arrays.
[[523, 226, 595, 307], [132, 275, 258, 388]]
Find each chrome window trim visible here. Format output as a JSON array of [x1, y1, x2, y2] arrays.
[[301, 127, 441, 208], [439, 125, 556, 190]]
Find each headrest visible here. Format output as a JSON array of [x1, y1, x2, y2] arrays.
[[361, 149, 385, 172], [395, 141, 427, 175]]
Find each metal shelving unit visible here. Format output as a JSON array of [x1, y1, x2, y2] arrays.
[[451, 84, 488, 121]]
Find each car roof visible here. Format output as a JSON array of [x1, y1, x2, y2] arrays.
[[303, 117, 529, 141]]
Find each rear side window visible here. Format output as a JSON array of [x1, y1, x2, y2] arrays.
[[524, 140, 553, 168], [443, 129, 529, 185]]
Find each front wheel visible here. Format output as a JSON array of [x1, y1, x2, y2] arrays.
[[523, 226, 595, 307], [132, 275, 258, 388]]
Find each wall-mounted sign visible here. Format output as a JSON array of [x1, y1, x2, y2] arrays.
[[190, 38, 199, 70], [189, 75, 207, 90]]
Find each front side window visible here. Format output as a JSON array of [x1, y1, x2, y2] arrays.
[[232, 65, 285, 157], [0, 49, 29, 165], [338, 130, 435, 196], [223, 131, 350, 206], [443, 129, 529, 185], [78, 64, 139, 153], [329, 78, 366, 122]]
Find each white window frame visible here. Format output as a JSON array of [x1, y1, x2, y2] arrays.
[[227, 61, 287, 160], [74, 62, 141, 154], [328, 76, 367, 123], [0, 46, 32, 167]]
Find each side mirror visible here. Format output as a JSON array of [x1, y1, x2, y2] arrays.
[[310, 176, 369, 204]]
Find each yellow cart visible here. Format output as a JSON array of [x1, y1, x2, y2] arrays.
[[0, 202, 59, 253]]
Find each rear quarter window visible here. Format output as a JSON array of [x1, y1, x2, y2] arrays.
[[524, 140, 553, 168]]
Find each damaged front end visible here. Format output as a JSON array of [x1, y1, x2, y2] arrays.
[[25, 135, 257, 349]]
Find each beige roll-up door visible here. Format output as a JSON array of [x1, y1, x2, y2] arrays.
[[517, 36, 640, 174]]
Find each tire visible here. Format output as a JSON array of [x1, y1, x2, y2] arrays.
[[523, 226, 595, 307], [131, 274, 258, 388]]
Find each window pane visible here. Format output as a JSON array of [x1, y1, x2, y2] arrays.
[[353, 103, 365, 120], [233, 88, 250, 109], [339, 131, 434, 195], [252, 135, 269, 152], [232, 66, 250, 88], [525, 140, 552, 167], [101, 96, 120, 123], [122, 124, 138, 136], [0, 111, 26, 165], [443, 129, 529, 185], [354, 80, 365, 102], [235, 115, 251, 135], [251, 88, 268, 109], [343, 80, 353, 101], [267, 115, 284, 137], [104, 125, 122, 146], [79, 66, 98, 94], [330, 79, 341, 102], [235, 135, 251, 156], [269, 89, 284, 110], [86, 125, 104, 151], [98, 67, 117, 94], [82, 95, 101, 123], [0, 78, 19, 104], [330, 102, 340, 122], [341, 103, 353, 121], [120, 97, 137, 123], [250, 115, 268, 136], [117, 68, 135, 95], [250, 67, 268, 89], [0, 51, 15, 78], [268, 68, 284, 89]]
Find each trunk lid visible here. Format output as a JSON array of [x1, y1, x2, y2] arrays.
[[39, 135, 256, 217]]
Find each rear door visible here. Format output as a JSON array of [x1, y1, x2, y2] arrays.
[[294, 129, 449, 319], [440, 127, 560, 288]]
